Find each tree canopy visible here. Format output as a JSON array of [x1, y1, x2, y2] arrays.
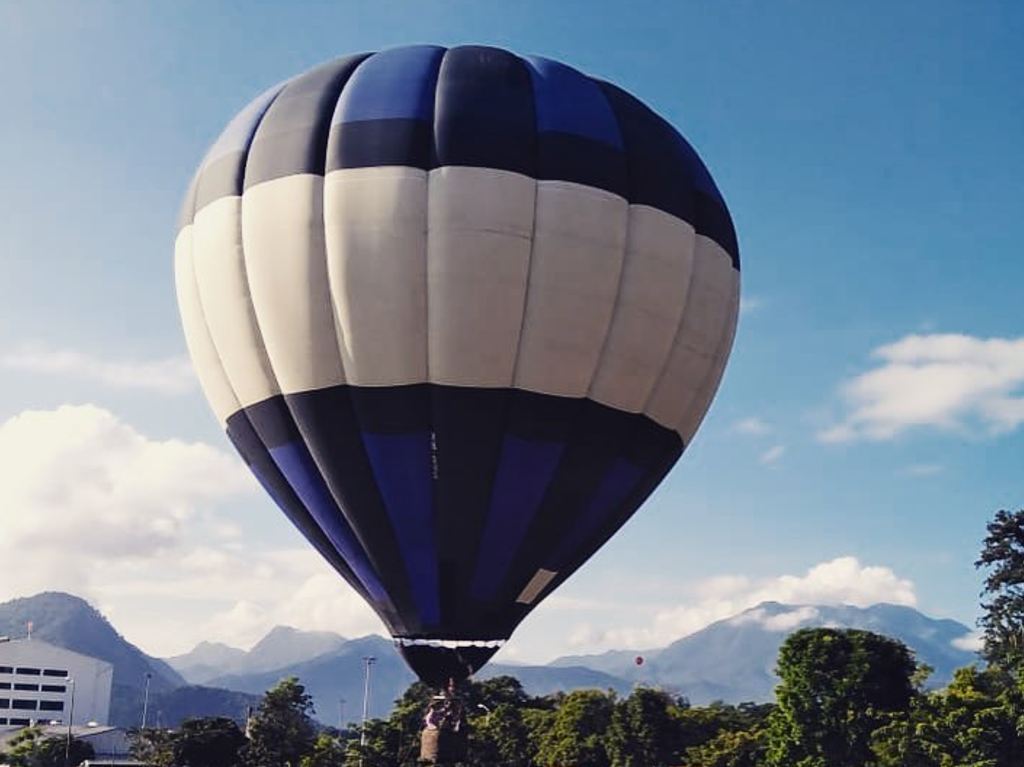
[[0, 727, 94, 767], [244, 676, 318, 767], [173, 716, 246, 767], [976, 508, 1024, 671], [766, 627, 918, 767]]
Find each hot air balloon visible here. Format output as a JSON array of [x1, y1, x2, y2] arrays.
[[174, 45, 739, 691]]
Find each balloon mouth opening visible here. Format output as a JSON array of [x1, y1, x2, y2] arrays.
[[395, 638, 505, 688], [394, 637, 506, 649]]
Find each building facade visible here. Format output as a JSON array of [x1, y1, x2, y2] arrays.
[[0, 639, 112, 729]]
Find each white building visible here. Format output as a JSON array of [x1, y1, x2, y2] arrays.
[[0, 724, 132, 761], [0, 638, 112, 729]]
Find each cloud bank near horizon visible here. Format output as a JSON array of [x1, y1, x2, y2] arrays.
[[0, 404, 385, 655], [0, 405, 957, 665], [535, 555, 919, 658]]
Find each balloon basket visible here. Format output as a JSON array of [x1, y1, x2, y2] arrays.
[[420, 725, 468, 764]]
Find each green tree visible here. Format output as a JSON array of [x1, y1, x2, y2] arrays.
[[2, 726, 95, 767], [465, 676, 545, 767], [468, 675, 531, 712], [245, 677, 318, 767], [301, 732, 349, 767], [606, 687, 686, 767], [469, 702, 535, 767], [128, 726, 177, 767], [976, 508, 1024, 671], [872, 666, 1024, 767], [765, 628, 917, 767], [174, 717, 247, 767], [674, 701, 773, 754], [535, 689, 615, 767], [684, 726, 767, 767], [341, 717, 403, 767], [388, 681, 433, 764], [522, 706, 556, 754]]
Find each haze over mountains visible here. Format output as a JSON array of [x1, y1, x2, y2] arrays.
[[0, 593, 259, 727], [167, 626, 348, 685], [0, 593, 980, 724], [551, 601, 980, 703]]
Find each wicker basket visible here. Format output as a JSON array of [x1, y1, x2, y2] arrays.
[[420, 726, 468, 764]]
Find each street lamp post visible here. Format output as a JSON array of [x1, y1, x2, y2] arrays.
[[141, 672, 153, 730], [359, 656, 377, 766], [64, 678, 76, 767]]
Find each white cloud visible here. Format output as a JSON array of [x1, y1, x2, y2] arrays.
[[731, 605, 820, 632], [0, 405, 250, 561], [652, 557, 916, 639], [1, 344, 195, 395], [0, 404, 386, 656], [759, 444, 786, 464], [553, 556, 917, 654], [100, 546, 384, 654], [951, 631, 983, 652], [180, 559, 383, 651], [820, 334, 1024, 443], [733, 417, 772, 436]]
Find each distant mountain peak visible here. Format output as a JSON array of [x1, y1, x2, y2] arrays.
[[730, 604, 822, 632], [0, 591, 185, 696], [259, 624, 302, 638], [250, 624, 345, 649], [194, 640, 243, 652], [3, 591, 102, 621], [551, 601, 978, 706], [168, 625, 350, 685]]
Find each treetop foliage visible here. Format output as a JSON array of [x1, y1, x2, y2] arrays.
[[976, 508, 1024, 670]]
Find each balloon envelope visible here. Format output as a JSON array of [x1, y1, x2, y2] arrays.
[[175, 45, 739, 687]]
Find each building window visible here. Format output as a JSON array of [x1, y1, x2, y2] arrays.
[[9, 718, 30, 726], [14, 683, 38, 691], [12, 700, 37, 710], [0, 683, 10, 690], [41, 685, 66, 693], [42, 669, 69, 678], [39, 700, 64, 712], [0, 718, 6, 725], [0, 666, 12, 674], [0, 699, 9, 708], [15, 668, 41, 676]]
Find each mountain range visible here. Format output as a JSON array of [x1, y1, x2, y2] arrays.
[[0, 593, 259, 728], [0, 593, 980, 725], [166, 599, 980, 719], [167, 626, 348, 685], [550, 601, 979, 703]]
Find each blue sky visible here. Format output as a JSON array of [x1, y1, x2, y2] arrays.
[[0, 1, 1020, 660]]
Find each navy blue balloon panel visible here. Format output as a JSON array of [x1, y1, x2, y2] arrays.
[[175, 45, 740, 686]]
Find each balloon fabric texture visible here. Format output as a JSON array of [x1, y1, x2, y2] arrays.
[[175, 45, 740, 687]]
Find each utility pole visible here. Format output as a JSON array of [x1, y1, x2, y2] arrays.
[[359, 656, 377, 765], [64, 678, 76, 767], [339, 697, 346, 730]]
